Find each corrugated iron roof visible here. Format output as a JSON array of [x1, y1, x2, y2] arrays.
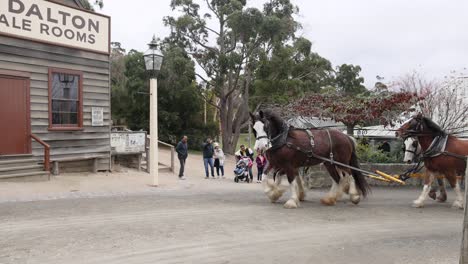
[[287, 116, 345, 129]]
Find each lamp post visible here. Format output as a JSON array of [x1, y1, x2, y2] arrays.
[[144, 35, 164, 186]]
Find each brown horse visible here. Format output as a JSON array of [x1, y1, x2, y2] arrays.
[[397, 114, 468, 209], [250, 110, 370, 208]]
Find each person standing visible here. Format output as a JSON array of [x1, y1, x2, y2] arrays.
[[235, 145, 255, 182], [202, 138, 215, 179], [175, 136, 188, 180], [213, 143, 225, 179], [255, 149, 266, 183]]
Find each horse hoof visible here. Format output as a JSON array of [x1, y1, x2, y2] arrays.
[[428, 192, 436, 200], [452, 201, 464, 210], [299, 192, 306, 202], [266, 189, 284, 203], [284, 199, 299, 209], [350, 195, 361, 205], [437, 194, 447, 203], [320, 197, 336, 206], [412, 200, 424, 208]]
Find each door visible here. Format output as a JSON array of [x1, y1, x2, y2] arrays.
[[0, 74, 31, 155]]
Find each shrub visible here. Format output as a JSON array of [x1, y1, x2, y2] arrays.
[[356, 141, 402, 163]]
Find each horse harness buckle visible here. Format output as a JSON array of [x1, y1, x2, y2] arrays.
[[305, 129, 315, 149]]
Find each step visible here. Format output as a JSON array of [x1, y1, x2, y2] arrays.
[[0, 158, 41, 166], [0, 164, 43, 173], [0, 154, 33, 159], [0, 171, 49, 182], [0, 154, 34, 161]]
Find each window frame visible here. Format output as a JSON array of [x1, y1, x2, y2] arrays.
[[48, 68, 84, 131]]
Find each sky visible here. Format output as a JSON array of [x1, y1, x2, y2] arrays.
[[101, 0, 468, 87]]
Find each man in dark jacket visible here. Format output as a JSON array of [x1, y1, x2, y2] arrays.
[[176, 136, 188, 180], [202, 138, 215, 179]]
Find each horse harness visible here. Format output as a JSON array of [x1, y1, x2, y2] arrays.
[[414, 135, 467, 161], [284, 127, 335, 163], [400, 135, 467, 181]]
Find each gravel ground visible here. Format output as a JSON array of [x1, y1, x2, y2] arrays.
[[0, 182, 463, 264]]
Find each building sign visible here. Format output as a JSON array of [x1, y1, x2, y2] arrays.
[[0, 0, 110, 54], [111, 132, 146, 154], [91, 107, 103, 126]]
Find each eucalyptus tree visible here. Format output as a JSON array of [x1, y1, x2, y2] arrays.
[[165, 0, 299, 153], [251, 37, 334, 107]]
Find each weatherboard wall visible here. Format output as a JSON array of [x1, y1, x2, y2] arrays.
[[0, 35, 111, 171]]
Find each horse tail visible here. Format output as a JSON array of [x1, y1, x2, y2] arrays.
[[348, 136, 371, 197]]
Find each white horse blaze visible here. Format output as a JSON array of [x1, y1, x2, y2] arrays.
[[404, 137, 419, 163], [253, 121, 269, 151]]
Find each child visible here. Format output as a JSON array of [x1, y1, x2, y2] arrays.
[[255, 149, 266, 183], [213, 143, 225, 179]]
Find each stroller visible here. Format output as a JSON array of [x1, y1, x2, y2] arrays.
[[233, 157, 253, 183]]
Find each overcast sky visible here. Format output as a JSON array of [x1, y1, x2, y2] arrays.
[[101, 0, 468, 87]]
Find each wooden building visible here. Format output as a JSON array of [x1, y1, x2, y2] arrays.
[[0, 0, 111, 179]]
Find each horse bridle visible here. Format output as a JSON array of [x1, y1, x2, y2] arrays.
[[404, 138, 420, 155]]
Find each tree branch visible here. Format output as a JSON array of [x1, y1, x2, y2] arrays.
[[203, 25, 220, 36], [199, 90, 221, 110]]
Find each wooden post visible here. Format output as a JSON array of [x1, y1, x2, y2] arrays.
[[460, 157, 468, 264], [171, 147, 175, 173], [92, 158, 98, 173], [248, 124, 252, 148], [52, 161, 59, 175]]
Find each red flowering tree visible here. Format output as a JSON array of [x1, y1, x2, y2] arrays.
[[291, 91, 422, 135]]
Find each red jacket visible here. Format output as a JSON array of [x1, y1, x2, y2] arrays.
[[256, 155, 266, 168]]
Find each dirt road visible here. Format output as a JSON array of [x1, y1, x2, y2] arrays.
[[0, 182, 463, 264]]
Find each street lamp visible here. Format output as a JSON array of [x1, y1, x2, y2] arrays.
[[144, 35, 164, 186]]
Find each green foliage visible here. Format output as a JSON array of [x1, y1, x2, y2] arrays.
[[356, 142, 401, 164], [110, 43, 218, 149], [165, 0, 303, 154], [80, 0, 103, 10], [251, 37, 334, 107], [335, 64, 367, 95]]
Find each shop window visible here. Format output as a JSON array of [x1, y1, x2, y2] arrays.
[[48, 68, 83, 130]]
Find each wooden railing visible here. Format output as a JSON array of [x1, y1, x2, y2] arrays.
[[145, 136, 175, 173], [30, 134, 50, 172]]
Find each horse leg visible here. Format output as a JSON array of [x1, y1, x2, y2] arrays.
[[436, 178, 447, 203], [428, 185, 437, 200], [339, 168, 361, 205], [284, 169, 300, 209], [413, 171, 436, 208], [452, 176, 464, 209], [296, 172, 306, 202], [320, 165, 340, 206], [263, 170, 285, 203]]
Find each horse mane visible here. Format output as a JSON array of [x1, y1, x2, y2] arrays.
[[422, 117, 446, 136], [263, 110, 287, 135]]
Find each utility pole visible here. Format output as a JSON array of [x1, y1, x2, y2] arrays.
[[460, 158, 468, 264]]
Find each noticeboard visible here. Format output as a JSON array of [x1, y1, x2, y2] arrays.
[[92, 107, 104, 126], [111, 132, 146, 154]]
